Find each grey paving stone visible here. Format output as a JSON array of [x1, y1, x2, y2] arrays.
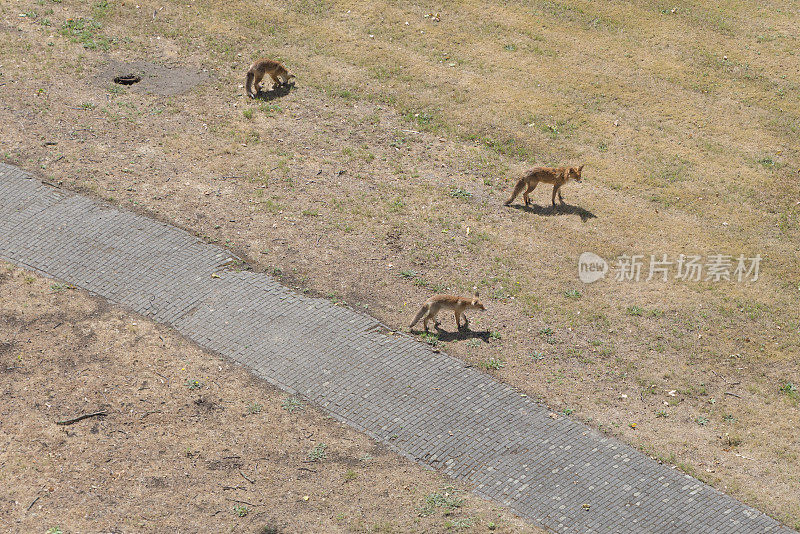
[[0, 162, 794, 534]]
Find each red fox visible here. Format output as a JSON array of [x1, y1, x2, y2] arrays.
[[409, 293, 486, 332], [245, 58, 295, 98], [504, 165, 584, 207]]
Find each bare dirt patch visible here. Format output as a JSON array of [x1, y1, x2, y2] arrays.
[[97, 59, 207, 96], [0, 264, 539, 533]]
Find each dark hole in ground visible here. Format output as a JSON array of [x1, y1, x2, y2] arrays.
[[113, 74, 141, 85]]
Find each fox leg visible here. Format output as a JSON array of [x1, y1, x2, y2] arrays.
[[523, 181, 538, 206], [423, 309, 439, 332], [504, 179, 526, 206], [253, 71, 265, 95], [551, 184, 561, 206], [269, 73, 282, 89]]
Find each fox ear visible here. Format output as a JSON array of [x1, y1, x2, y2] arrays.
[[471, 298, 478, 306], [578, 164, 584, 173]]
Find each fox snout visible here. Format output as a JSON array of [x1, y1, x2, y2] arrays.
[[574, 164, 584, 182]]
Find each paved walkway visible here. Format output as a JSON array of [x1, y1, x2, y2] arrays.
[[0, 163, 792, 533]]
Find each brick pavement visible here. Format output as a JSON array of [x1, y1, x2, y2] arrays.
[[0, 163, 792, 533]]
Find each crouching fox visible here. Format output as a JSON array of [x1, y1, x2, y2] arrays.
[[245, 58, 295, 98]]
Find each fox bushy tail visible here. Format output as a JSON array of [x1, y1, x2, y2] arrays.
[[245, 71, 255, 97], [505, 178, 525, 205], [409, 305, 428, 328]]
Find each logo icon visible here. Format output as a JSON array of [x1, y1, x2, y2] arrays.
[[578, 252, 608, 283]]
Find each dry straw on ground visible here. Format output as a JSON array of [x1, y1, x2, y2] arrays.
[[0, 0, 798, 528]]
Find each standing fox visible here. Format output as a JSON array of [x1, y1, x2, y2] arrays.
[[245, 58, 295, 98], [504, 165, 584, 207], [409, 293, 486, 332]]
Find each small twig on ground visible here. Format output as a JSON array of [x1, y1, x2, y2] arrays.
[[55, 410, 107, 425], [239, 471, 255, 484], [724, 392, 742, 398], [223, 455, 241, 460], [26, 496, 40, 511], [298, 467, 317, 473], [222, 485, 244, 490], [140, 410, 162, 419], [225, 497, 256, 506], [6, 366, 23, 370]]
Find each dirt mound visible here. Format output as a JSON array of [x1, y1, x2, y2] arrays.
[[98, 59, 207, 96]]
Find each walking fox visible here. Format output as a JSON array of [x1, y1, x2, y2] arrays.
[[409, 293, 486, 332], [504, 165, 584, 207], [245, 58, 295, 98]]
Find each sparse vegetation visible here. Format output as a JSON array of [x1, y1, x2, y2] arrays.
[[626, 306, 643, 317], [307, 443, 328, 462], [59, 18, 112, 50], [281, 396, 304, 413], [185, 379, 203, 390], [779, 382, 797, 399], [419, 486, 464, 517], [449, 187, 472, 200], [478, 358, 505, 371], [418, 332, 439, 346]]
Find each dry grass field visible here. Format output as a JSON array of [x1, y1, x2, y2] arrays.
[[1, 0, 799, 530], [0, 265, 539, 533]]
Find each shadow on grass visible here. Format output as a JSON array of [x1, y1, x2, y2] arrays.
[[255, 81, 295, 101], [509, 201, 597, 222], [410, 322, 492, 343]]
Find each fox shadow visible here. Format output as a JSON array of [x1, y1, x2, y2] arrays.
[[411, 323, 492, 343], [510, 201, 597, 222], [255, 81, 295, 101]]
